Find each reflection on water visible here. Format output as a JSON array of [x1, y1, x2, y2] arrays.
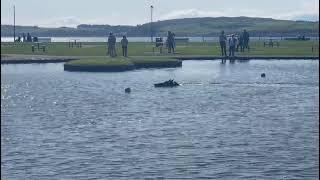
[[1, 60, 319, 179]]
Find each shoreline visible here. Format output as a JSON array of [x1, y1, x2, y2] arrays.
[[1, 55, 319, 64]]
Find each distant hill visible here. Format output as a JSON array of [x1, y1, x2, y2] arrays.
[[1, 17, 319, 37]]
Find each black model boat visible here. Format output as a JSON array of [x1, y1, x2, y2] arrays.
[[154, 79, 180, 87]]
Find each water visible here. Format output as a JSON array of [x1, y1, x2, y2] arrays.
[[2, 36, 318, 42], [1, 60, 319, 179]]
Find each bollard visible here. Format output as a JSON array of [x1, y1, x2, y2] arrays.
[[31, 45, 35, 52], [42, 45, 46, 52], [37, 43, 40, 49]]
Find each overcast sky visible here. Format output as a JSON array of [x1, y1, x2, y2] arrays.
[[1, 0, 319, 27]]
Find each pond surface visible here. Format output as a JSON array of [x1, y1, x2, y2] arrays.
[[1, 60, 319, 179]]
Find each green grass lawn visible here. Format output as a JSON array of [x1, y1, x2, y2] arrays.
[[66, 57, 134, 66], [1, 40, 319, 57]]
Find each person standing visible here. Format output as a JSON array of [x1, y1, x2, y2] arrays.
[[22, 33, 26, 42], [27, 33, 32, 42], [219, 30, 227, 56], [238, 33, 244, 52], [107, 32, 117, 57], [228, 34, 237, 57], [167, 31, 175, 53], [107, 32, 112, 56], [172, 33, 176, 53], [121, 35, 128, 57], [111, 33, 117, 57], [243, 29, 250, 52]]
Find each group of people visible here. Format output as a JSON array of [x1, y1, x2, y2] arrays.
[[107, 31, 177, 58], [219, 29, 250, 57], [106, 29, 250, 58], [15, 33, 37, 42], [107, 32, 128, 57]]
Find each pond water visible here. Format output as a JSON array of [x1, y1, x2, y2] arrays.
[[1, 60, 319, 179]]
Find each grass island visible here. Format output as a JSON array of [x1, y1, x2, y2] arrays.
[[63, 56, 182, 72]]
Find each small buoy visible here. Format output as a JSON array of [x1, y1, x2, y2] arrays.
[[125, 88, 131, 93], [261, 73, 266, 78]]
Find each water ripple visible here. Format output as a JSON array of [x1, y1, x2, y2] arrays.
[[1, 60, 319, 179]]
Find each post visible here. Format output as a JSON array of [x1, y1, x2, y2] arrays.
[[13, 5, 16, 42], [150, 5, 153, 43]]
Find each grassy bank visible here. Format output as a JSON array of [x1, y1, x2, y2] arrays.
[[1, 40, 319, 57], [64, 56, 182, 72]]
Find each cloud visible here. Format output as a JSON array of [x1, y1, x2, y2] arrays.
[[41, 16, 81, 27], [159, 8, 276, 21], [158, 0, 318, 22], [272, 0, 318, 21], [274, 0, 319, 22], [39, 15, 144, 27], [291, 14, 319, 21], [159, 9, 224, 20], [301, 0, 319, 14], [276, 12, 319, 21], [159, 8, 319, 22]]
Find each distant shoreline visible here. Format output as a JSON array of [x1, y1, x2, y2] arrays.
[[2, 17, 318, 37]]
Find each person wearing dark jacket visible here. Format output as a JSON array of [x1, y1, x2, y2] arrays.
[[107, 33, 112, 56], [167, 31, 175, 53], [121, 36, 128, 57], [26, 33, 32, 42], [243, 29, 250, 51], [237, 33, 244, 52], [107, 32, 117, 57], [219, 31, 227, 56]]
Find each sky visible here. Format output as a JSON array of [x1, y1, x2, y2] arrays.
[[1, 0, 319, 27]]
